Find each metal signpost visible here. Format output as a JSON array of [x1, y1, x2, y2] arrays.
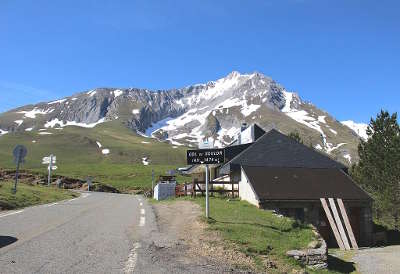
[[187, 148, 225, 218], [13, 145, 27, 194], [151, 169, 155, 196], [42, 155, 57, 186]]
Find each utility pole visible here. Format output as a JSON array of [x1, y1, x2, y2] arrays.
[[205, 164, 209, 218]]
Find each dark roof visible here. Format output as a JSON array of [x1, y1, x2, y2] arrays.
[[222, 129, 346, 172], [242, 166, 372, 201], [224, 143, 253, 162]]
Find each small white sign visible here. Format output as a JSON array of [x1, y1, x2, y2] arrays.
[[48, 166, 58, 171], [42, 160, 56, 165], [43, 156, 56, 161]]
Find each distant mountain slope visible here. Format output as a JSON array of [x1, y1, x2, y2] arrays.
[[0, 71, 366, 165], [0, 121, 187, 191]]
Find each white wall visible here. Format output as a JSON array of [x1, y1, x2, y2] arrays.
[[239, 168, 259, 207]]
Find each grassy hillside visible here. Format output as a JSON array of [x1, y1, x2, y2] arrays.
[[0, 121, 188, 192], [0, 181, 78, 210]]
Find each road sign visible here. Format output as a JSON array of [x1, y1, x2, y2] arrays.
[[187, 148, 225, 165], [12, 145, 28, 194], [42, 156, 56, 164], [43, 154, 56, 186], [13, 145, 27, 164]]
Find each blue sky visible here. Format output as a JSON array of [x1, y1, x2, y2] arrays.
[[0, 0, 399, 122]]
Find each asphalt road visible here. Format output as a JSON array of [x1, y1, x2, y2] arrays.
[[353, 245, 400, 274], [0, 192, 149, 274]]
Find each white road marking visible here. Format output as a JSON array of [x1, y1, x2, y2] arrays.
[[139, 202, 143, 206], [81, 193, 90, 198], [139, 216, 145, 227], [68, 193, 90, 202], [124, 242, 141, 273], [46, 202, 59, 207], [140, 209, 145, 215], [0, 210, 24, 218]]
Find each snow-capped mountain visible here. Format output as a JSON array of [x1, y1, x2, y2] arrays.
[[0, 71, 367, 165]]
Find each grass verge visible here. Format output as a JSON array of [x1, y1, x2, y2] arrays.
[[183, 197, 316, 273], [0, 181, 79, 210]]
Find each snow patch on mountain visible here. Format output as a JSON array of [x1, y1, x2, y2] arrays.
[[0, 129, 8, 135], [343, 153, 352, 163], [341, 120, 369, 140], [96, 141, 102, 148], [102, 148, 110, 155], [142, 157, 149, 165], [87, 90, 97, 97], [18, 108, 54, 119], [114, 90, 123, 97], [48, 99, 67, 105], [45, 118, 106, 129], [145, 117, 174, 136], [14, 120, 23, 126], [318, 116, 326, 124]]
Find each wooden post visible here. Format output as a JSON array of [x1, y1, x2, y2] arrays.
[[320, 198, 345, 250], [232, 183, 234, 197], [328, 198, 351, 250], [337, 198, 358, 250]]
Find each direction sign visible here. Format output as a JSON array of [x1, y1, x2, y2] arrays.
[[187, 148, 225, 165], [43, 160, 56, 164], [42, 156, 56, 164], [48, 165, 58, 171]]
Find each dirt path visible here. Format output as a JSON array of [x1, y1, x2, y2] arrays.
[[353, 245, 400, 274], [139, 200, 255, 274]]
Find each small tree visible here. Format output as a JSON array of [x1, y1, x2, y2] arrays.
[[288, 131, 303, 144], [352, 110, 400, 229]]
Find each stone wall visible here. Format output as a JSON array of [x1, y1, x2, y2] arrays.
[[287, 230, 328, 270]]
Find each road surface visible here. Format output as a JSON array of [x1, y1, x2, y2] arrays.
[[0, 192, 150, 274], [353, 245, 400, 274], [0, 192, 242, 274]]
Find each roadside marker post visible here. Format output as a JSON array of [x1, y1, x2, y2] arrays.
[[12, 145, 28, 194], [86, 177, 93, 191]]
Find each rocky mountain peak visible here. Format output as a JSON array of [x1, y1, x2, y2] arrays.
[[0, 71, 367, 165]]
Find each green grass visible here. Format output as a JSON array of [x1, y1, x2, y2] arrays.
[[0, 181, 79, 210], [156, 197, 359, 273], [183, 197, 316, 272], [0, 121, 188, 192]]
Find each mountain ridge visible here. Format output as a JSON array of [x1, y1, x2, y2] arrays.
[[0, 71, 367, 165]]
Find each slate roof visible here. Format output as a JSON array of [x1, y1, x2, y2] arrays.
[[220, 129, 346, 174], [242, 166, 371, 201]]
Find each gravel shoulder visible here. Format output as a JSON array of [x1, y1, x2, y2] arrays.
[[353, 245, 400, 274], [137, 200, 255, 274]]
